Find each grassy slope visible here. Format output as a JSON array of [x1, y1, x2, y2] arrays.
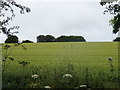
[[3, 42, 119, 88], [10, 42, 118, 66]]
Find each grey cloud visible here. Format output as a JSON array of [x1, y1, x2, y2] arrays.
[[0, 1, 118, 43]]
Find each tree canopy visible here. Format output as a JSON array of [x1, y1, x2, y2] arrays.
[[0, 0, 30, 36], [37, 35, 55, 42], [5, 35, 19, 43], [22, 40, 33, 43], [37, 35, 86, 42], [45, 35, 55, 42], [113, 37, 120, 41], [100, 1, 120, 34], [37, 35, 46, 42], [55, 35, 86, 42]]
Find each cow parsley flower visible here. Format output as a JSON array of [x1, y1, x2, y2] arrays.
[[44, 86, 51, 89], [32, 74, 39, 79], [79, 85, 87, 88], [63, 74, 73, 78]]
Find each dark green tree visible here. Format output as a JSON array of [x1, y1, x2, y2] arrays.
[[55, 35, 86, 42], [113, 37, 120, 41], [55, 36, 67, 42], [37, 35, 46, 42], [100, 1, 120, 34], [45, 35, 55, 42], [22, 40, 33, 43], [5, 35, 19, 43], [37, 35, 55, 42]]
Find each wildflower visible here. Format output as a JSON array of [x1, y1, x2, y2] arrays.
[[32, 74, 39, 79], [63, 74, 73, 78], [44, 86, 51, 89], [107, 57, 112, 61], [79, 85, 87, 88]]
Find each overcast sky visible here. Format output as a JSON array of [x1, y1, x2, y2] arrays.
[[0, 0, 119, 43]]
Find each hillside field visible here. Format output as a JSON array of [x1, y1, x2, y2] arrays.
[[2, 42, 119, 88]]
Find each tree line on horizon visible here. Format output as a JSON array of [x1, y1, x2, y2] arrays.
[[4, 34, 120, 43], [4, 35, 86, 43], [37, 35, 86, 42]]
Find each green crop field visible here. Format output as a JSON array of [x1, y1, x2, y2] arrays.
[[2, 42, 119, 88]]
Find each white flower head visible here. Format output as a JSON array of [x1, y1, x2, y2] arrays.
[[107, 57, 112, 61], [32, 74, 39, 79], [44, 86, 51, 89], [79, 85, 87, 88], [63, 74, 73, 78]]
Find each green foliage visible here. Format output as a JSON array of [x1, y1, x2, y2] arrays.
[[37, 35, 46, 42], [0, 0, 30, 36], [5, 35, 19, 43], [37, 35, 86, 42], [113, 37, 120, 41], [18, 60, 30, 67], [2, 43, 27, 72], [45, 35, 55, 42], [37, 35, 55, 42], [55, 35, 86, 42], [100, 1, 120, 34], [22, 40, 33, 43], [110, 14, 120, 34]]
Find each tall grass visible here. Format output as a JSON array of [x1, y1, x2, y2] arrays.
[[2, 42, 118, 88]]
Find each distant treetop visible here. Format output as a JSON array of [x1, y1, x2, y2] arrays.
[[37, 35, 86, 42], [22, 40, 33, 43], [5, 35, 19, 43]]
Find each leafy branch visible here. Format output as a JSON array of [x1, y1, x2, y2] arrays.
[[0, 0, 31, 36], [100, 1, 120, 34], [2, 43, 27, 72]]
